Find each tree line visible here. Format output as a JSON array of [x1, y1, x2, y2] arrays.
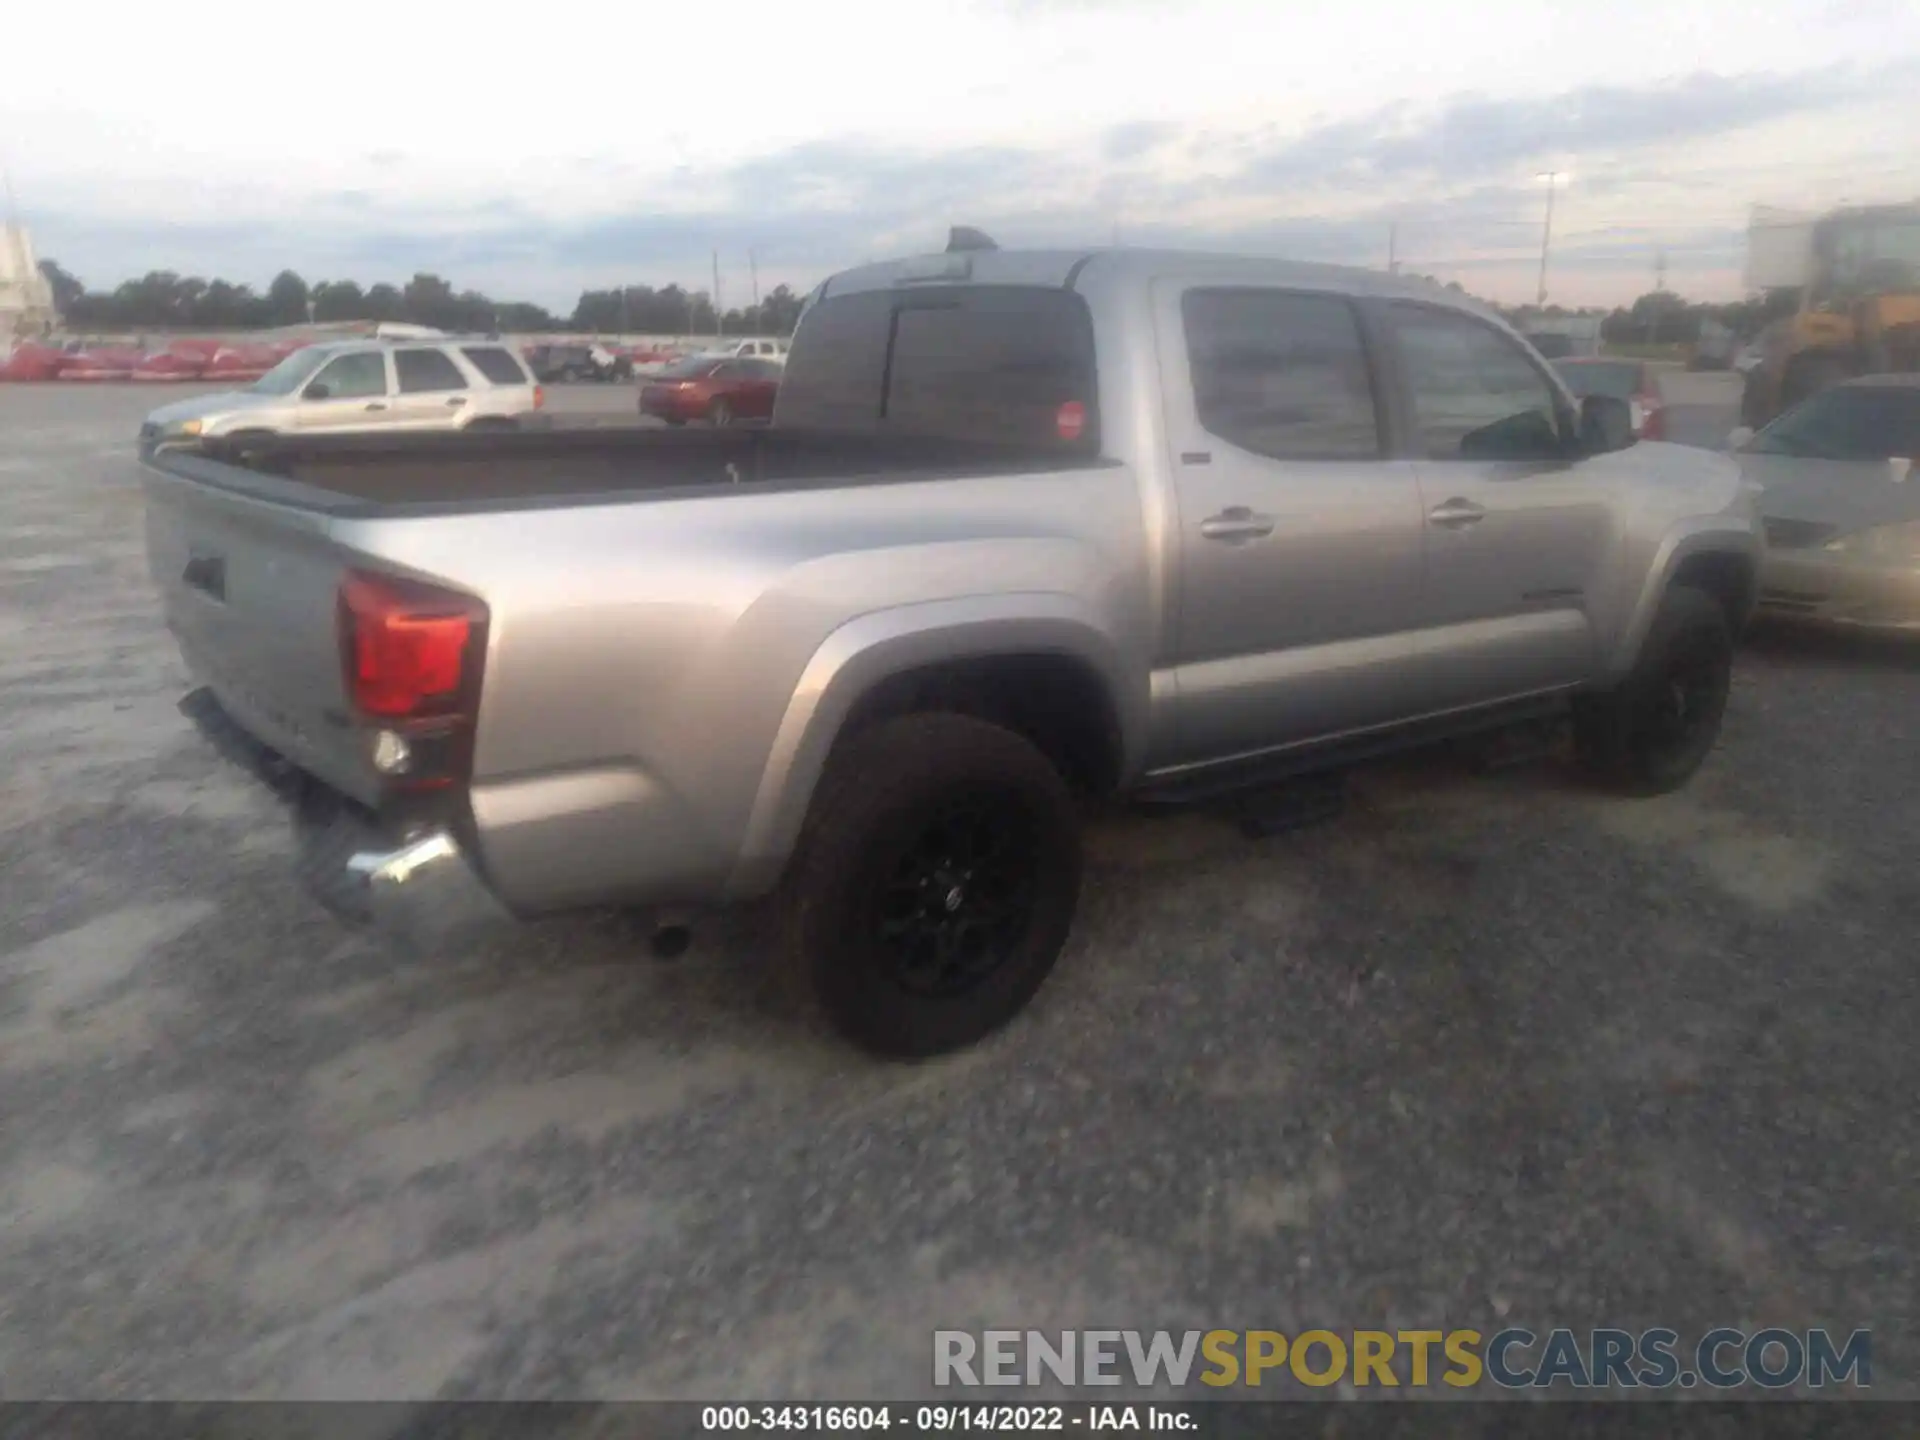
[[37, 254, 1801, 349], [36, 260, 806, 337]]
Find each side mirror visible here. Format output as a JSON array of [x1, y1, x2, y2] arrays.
[[303, 381, 331, 400], [1580, 394, 1634, 454], [1725, 425, 1756, 452]]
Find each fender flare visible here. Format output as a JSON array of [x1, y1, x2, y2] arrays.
[[726, 593, 1139, 897], [1603, 521, 1761, 682]]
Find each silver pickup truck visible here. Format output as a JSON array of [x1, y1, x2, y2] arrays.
[[142, 234, 1761, 1057]]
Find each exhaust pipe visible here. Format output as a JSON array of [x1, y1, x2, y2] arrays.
[[649, 913, 694, 959]]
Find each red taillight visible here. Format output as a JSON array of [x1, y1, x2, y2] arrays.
[[338, 571, 485, 720], [533, 384, 546, 410], [1637, 394, 1665, 440]]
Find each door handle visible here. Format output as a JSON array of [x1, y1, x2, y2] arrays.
[[364, 402, 387, 411], [1199, 506, 1277, 542], [446, 396, 467, 407], [1428, 498, 1487, 528]]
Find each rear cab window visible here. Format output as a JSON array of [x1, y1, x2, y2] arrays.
[[462, 346, 533, 386], [777, 285, 1100, 453]]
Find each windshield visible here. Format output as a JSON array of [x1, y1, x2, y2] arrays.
[[1553, 360, 1643, 400], [1821, 216, 1920, 295], [1748, 385, 1920, 460], [656, 357, 721, 380], [249, 346, 332, 395]]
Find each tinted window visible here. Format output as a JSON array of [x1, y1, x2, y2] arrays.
[[394, 348, 469, 393], [1527, 333, 1575, 359], [1553, 360, 1643, 400], [781, 286, 1098, 449], [1390, 306, 1565, 461], [1749, 385, 1920, 460], [1182, 289, 1381, 460], [309, 351, 387, 400], [461, 346, 530, 385], [747, 359, 783, 380]]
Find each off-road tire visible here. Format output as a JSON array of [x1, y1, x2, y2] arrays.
[[778, 713, 1083, 1058], [1573, 585, 1733, 796]]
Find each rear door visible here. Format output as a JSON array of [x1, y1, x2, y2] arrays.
[[295, 349, 395, 432], [1381, 301, 1611, 708], [1157, 283, 1429, 765], [391, 346, 476, 429]]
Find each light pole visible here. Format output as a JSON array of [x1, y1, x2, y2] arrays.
[[1535, 171, 1561, 308]]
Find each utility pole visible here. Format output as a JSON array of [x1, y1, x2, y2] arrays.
[[712, 250, 723, 338], [1650, 247, 1668, 344], [749, 249, 760, 311], [1387, 221, 1399, 275], [1535, 171, 1560, 307]]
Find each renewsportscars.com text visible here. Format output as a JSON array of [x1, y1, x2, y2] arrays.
[[933, 1327, 1871, 1390]]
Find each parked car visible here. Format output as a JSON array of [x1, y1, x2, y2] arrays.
[[1552, 357, 1667, 440], [697, 338, 788, 364], [61, 346, 144, 382], [139, 236, 1759, 1058], [139, 337, 544, 453], [1727, 375, 1920, 632], [525, 342, 630, 383], [130, 349, 211, 382], [638, 355, 780, 426]]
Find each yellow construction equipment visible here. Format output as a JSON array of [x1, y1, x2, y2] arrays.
[[1739, 201, 1920, 429]]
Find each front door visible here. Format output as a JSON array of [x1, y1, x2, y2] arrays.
[[1158, 282, 1429, 768], [1380, 302, 1613, 710], [295, 349, 394, 432]]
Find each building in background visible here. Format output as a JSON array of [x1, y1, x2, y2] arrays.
[[1, 223, 59, 342]]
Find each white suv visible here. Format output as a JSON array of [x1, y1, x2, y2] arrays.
[[139, 337, 544, 452]]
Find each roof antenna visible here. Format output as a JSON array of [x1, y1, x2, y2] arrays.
[[947, 226, 998, 253]]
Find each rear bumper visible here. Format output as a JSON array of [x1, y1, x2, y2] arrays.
[[180, 687, 513, 950]]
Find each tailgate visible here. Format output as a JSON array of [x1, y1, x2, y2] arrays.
[[144, 467, 383, 806]]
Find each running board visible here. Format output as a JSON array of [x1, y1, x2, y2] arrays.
[[1134, 693, 1574, 808]]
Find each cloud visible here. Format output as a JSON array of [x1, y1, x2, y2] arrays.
[[21, 60, 1920, 309]]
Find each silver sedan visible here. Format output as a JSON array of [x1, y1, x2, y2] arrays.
[[1731, 375, 1920, 633]]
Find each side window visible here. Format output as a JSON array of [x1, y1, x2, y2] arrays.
[[1181, 288, 1382, 460], [395, 348, 469, 393], [461, 346, 532, 385], [1389, 305, 1566, 461], [308, 351, 387, 400]]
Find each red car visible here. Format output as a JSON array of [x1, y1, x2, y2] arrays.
[[131, 345, 213, 382], [638, 355, 781, 426], [1552, 357, 1666, 440], [60, 346, 144, 382]]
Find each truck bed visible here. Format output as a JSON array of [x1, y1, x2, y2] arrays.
[[151, 426, 1111, 516]]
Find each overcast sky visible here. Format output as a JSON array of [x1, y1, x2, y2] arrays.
[[6, 0, 1919, 310]]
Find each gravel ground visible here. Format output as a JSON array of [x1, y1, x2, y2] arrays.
[[0, 382, 1914, 1403]]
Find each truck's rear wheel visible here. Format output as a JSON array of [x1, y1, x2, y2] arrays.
[[779, 713, 1082, 1058], [1573, 585, 1732, 797]]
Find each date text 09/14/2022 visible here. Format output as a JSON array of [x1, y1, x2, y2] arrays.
[[701, 1405, 1193, 1432]]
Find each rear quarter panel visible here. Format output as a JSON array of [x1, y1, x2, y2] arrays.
[[345, 464, 1154, 913]]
